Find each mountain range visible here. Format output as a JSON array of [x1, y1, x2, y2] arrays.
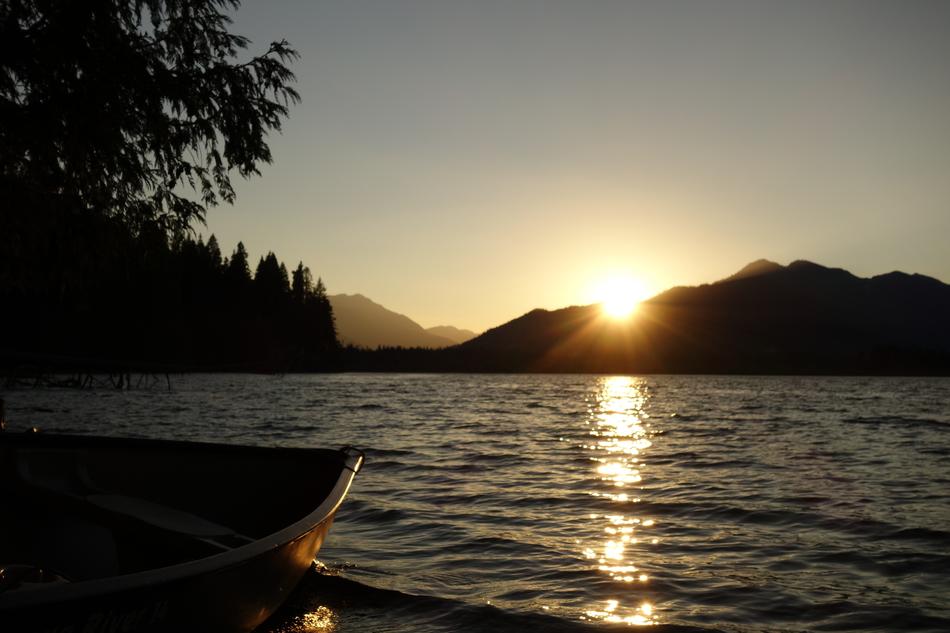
[[344, 259, 950, 375], [328, 294, 477, 349]]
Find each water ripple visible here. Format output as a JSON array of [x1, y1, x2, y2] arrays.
[[7, 374, 950, 632]]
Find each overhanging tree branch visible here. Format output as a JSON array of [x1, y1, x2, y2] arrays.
[[1, 0, 299, 237]]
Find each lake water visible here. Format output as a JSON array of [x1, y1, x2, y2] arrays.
[[7, 374, 950, 632]]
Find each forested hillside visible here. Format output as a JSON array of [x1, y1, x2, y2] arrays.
[[2, 219, 339, 371]]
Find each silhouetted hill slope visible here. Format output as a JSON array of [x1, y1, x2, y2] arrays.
[[426, 325, 478, 344], [445, 260, 950, 374], [329, 294, 456, 349], [720, 258, 784, 282]]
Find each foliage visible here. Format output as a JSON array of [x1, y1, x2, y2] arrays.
[[0, 0, 299, 235]]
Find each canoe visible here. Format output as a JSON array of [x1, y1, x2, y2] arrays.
[[0, 432, 363, 632]]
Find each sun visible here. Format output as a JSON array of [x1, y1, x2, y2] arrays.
[[592, 276, 651, 319]]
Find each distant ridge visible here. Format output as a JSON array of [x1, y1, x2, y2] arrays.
[[329, 294, 461, 349], [720, 258, 784, 282], [345, 260, 950, 375], [426, 325, 477, 345]]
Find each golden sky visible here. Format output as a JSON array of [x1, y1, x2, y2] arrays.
[[207, 1, 950, 332]]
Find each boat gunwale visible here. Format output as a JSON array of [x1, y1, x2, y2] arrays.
[[0, 433, 361, 609]]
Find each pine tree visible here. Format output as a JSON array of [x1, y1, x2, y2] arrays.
[[227, 242, 252, 284], [291, 262, 314, 304], [206, 235, 223, 271], [278, 262, 291, 294]]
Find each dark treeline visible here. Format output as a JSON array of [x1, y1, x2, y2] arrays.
[[2, 213, 340, 372], [342, 346, 452, 372]]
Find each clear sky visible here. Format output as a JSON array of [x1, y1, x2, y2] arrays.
[[205, 1, 950, 332]]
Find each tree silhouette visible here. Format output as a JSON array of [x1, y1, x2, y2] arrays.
[[1, 0, 299, 237], [311, 277, 338, 347], [255, 252, 289, 303], [0, 2, 347, 372], [291, 262, 314, 305], [206, 236, 224, 272], [314, 278, 329, 303], [226, 242, 252, 283]]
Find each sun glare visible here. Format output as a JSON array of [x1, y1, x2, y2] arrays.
[[592, 276, 651, 319]]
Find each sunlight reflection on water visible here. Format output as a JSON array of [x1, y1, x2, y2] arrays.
[[583, 376, 657, 626], [274, 606, 337, 632]]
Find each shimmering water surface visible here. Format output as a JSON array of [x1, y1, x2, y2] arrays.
[[8, 374, 950, 632]]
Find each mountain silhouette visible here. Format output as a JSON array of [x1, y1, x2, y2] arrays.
[[426, 325, 478, 345], [440, 260, 950, 374], [329, 294, 461, 349], [719, 258, 785, 282]]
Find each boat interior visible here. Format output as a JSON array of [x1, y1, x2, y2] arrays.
[[0, 434, 345, 589]]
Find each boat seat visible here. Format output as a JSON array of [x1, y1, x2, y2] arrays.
[[86, 494, 254, 550], [13, 450, 253, 551], [87, 494, 235, 537]]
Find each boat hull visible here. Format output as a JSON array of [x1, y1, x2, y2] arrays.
[[2, 517, 333, 633], [0, 520, 331, 633], [0, 434, 363, 633]]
